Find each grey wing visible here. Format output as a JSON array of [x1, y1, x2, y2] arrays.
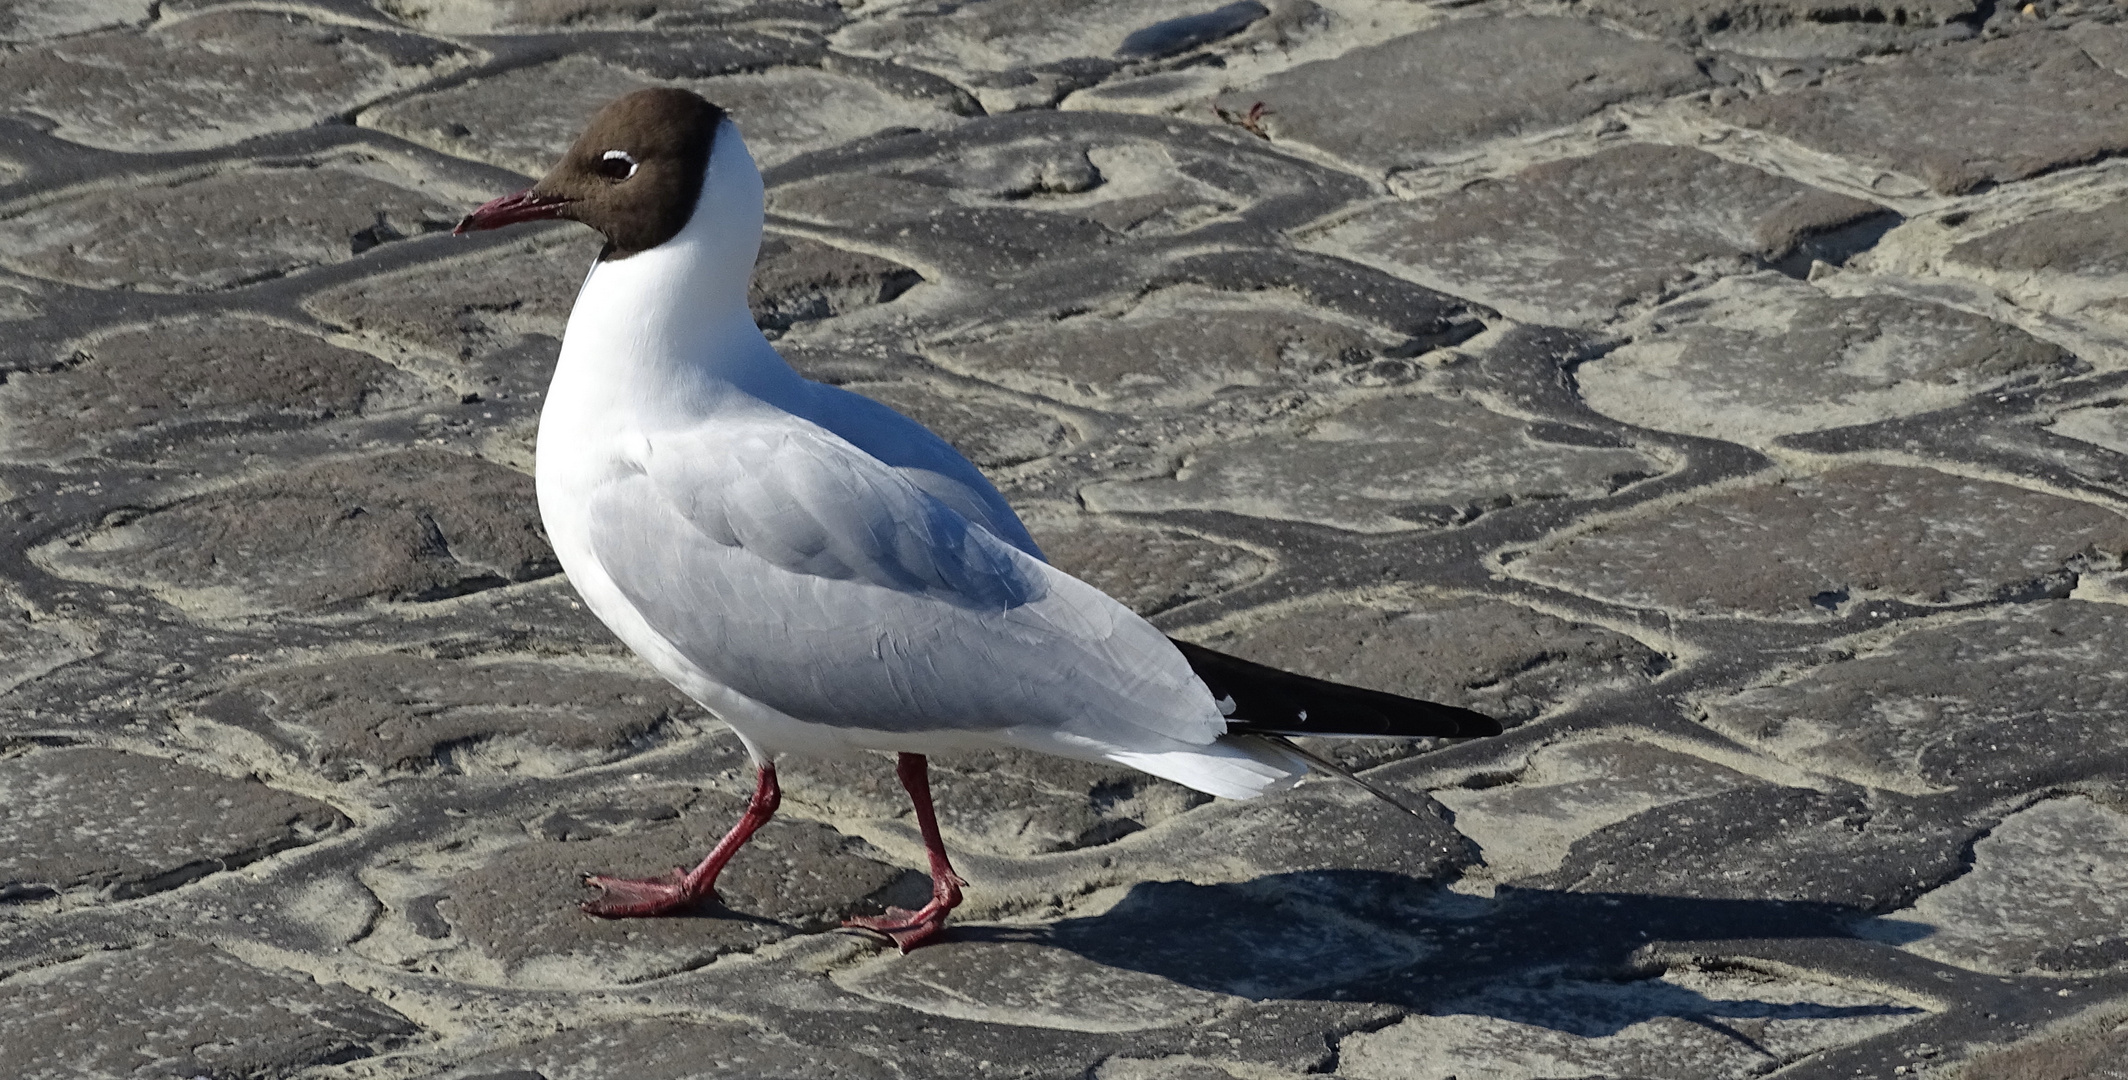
[[798, 381, 1045, 561], [584, 420, 1220, 745]]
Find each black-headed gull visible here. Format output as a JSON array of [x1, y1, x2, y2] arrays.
[[456, 89, 1499, 950]]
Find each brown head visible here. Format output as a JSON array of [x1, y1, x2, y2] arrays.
[[455, 89, 728, 259]]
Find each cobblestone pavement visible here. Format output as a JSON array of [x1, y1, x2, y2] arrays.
[[10, 0, 2128, 1077]]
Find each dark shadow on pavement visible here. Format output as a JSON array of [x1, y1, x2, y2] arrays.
[[957, 870, 1930, 1035]]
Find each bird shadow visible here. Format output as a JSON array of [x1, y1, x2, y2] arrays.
[[952, 870, 1930, 1038]]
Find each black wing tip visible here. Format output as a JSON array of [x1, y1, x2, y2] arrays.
[[1174, 637, 1505, 740]]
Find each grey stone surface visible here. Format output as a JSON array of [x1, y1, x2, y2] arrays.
[[2, 939, 417, 1079], [1864, 796, 2128, 975], [1702, 600, 2128, 794], [192, 651, 707, 780], [1506, 464, 2128, 620], [0, 10, 468, 152], [1338, 964, 1922, 1080], [1579, 273, 2081, 446], [35, 449, 554, 616], [0, 153, 474, 293], [0, 747, 344, 902], [1316, 144, 1889, 325], [1216, 17, 1708, 173], [1715, 28, 2128, 194], [1085, 391, 1662, 532], [0, 315, 431, 459], [3, 1, 2124, 1076]]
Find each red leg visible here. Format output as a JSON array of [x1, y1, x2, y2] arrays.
[[582, 764, 780, 918], [844, 753, 966, 951]]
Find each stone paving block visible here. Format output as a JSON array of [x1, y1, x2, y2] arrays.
[[841, 381, 1073, 469], [1145, 783, 1477, 883], [834, 939, 1239, 1032], [750, 234, 923, 336], [1315, 144, 1889, 326], [439, 794, 911, 984], [36, 449, 554, 616], [1958, 999, 2128, 1080], [1505, 464, 2128, 620], [0, 746, 345, 902], [1027, 516, 1269, 616], [2046, 397, 2128, 455], [2, 938, 418, 1079], [1715, 29, 2128, 194], [1188, 592, 1668, 739], [1578, 273, 2081, 447], [389, 0, 847, 34], [1215, 17, 1708, 173], [781, 748, 1208, 857], [191, 651, 708, 781], [0, 10, 467, 152], [931, 285, 1394, 409], [440, 1016, 896, 1080], [768, 120, 1357, 278], [1703, 601, 2128, 796], [366, 53, 966, 176], [1534, 785, 1973, 911], [0, 595, 90, 699], [0, 153, 475, 293], [1863, 797, 2128, 975], [836, 0, 1271, 110], [0, 315, 432, 459], [0, 0, 152, 42], [1336, 964, 1922, 1080], [1434, 739, 1755, 880], [1945, 194, 2128, 319], [1579, 0, 1978, 54], [1084, 392, 1662, 533]]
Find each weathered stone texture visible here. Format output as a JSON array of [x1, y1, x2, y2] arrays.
[[1865, 797, 2128, 975], [932, 286, 1392, 408], [1703, 601, 2128, 794], [1434, 739, 1754, 879], [1578, 273, 2081, 446], [1338, 965, 1921, 1080], [36, 449, 555, 616], [1507, 464, 2128, 619], [386, 0, 847, 34], [1085, 393, 1661, 532], [1716, 29, 2128, 193], [1318, 144, 1888, 325], [0, 0, 153, 43], [0, 11, 466, 152], [0, 316, 429, 458], [193, 652, 705, 780], [1218, 18, 1708, 172], [0, 155, 471, 293], [2, 939, 418, 1079], [1580, 0, 1978, 52], [442, 1016, 898, 1080], [0, 747, 344, 902]]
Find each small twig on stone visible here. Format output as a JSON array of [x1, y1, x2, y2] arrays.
[[1212, 100, 1274, 139]]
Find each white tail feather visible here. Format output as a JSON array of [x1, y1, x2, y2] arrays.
[[1104, 735, 1310, 800]]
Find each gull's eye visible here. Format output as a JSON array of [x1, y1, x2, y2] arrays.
[[595, 150, 638, 181]]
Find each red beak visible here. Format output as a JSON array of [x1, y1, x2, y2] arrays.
[[453, 188, 574, 234]]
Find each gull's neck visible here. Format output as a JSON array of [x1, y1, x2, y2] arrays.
[[547, 120, 801, 427]]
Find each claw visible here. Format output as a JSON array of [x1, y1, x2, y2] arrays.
[[580, 868, 714, 918]]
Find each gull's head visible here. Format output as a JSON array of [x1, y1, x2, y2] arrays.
[[454, 88, 732, 259]]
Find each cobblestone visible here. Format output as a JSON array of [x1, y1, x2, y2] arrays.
[[4, 1, 2126, 1076]]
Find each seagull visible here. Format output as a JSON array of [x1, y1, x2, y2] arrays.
[[454, 89, 1500, 950]]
